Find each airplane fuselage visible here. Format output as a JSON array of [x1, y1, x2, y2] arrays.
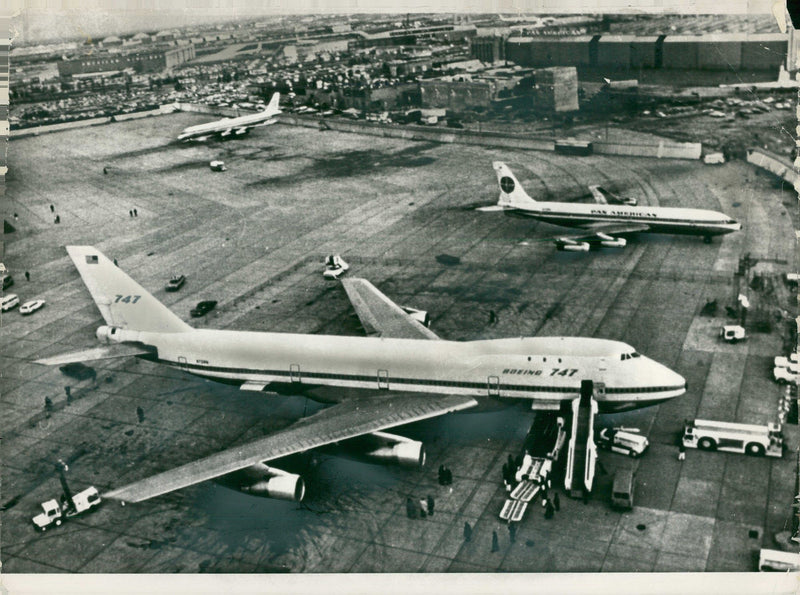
[[504, 201, 741, 238], [178, 114, 277, 141], [120, 329, 686, 413]]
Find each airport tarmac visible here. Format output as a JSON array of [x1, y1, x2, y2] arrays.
[[2, 112, 797, 573]]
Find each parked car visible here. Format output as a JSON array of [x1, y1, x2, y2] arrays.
[[774, 353, 800, 369], [1, 274, 13, 290], [165, 275, 186, 292], [323, 255, 349, 280], [20, 299, 46, 315], [190, 300, 217, 317], [596, 427, 649, 458], [1, 294, 20, 312], [773, 366, 799, 385]]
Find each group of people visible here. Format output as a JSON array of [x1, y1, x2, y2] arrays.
[[542, 488, 561, 519], [501, 453, 523, 492], [129, 209, 138, 217], [405, 494, 435, 519]]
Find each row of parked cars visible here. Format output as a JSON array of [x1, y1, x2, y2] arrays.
[[1, 274, 46, 315], [774, 352, 799, 385]]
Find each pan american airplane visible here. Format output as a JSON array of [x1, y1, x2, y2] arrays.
[[177, 92, 281, 142], [483, 162, 741, 251], [36, 247, 686, 504]]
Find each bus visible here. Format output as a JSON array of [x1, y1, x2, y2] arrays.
[[682, 419, 783, 457]]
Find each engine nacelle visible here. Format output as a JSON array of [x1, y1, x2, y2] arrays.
[[599, 238, 626, 248], [362, 432, 426, 467], [364, 440, 425, 467], [556, 241, 590, 252], [231, 463, 305, 501], [96, 325, 141, 344], [242, 474, 305, 501]]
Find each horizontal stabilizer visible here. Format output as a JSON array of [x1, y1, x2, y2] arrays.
[[34, 344, 152, 366]]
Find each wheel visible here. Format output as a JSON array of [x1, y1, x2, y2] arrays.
[[745, 442, 765, 456], [778, 378, 788, 386], [40, 526, 47, 532], [698, 437, 716, 451], [628, 450, 638, 458], [55, 519, 61, 526]]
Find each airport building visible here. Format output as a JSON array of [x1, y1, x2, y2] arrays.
[[57, 45, 196, 77]]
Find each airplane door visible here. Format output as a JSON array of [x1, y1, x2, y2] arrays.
[[597, 358, 607, 383], [488, 376, 500, 397], [378, 369, 389, 390], [178, 356, 187, 368], [290, 364, 301, 383]]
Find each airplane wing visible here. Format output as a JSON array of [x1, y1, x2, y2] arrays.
[[576, 222, 650, 235], [104, 393, 477, 503], [342, 278, 440, 340]]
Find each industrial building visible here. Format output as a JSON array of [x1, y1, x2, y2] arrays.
[[505, 33, 789, 73], [470, 35, 506, 63], [57, 45, 196, 77]]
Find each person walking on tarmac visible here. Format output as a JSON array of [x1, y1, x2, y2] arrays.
[[553, 492, 560, 512], [463, 522, 473, 542], [491, 530, 499, 552], [678, 443, 686, 461], [544, 500, 555, 520]]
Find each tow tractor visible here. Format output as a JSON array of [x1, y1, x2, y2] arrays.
[[720, 325, 746, 343], [32, 487, 102, 531]]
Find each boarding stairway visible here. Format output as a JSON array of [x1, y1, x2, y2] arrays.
[[564, 380, 600, 499], [499, 412, 566, 522]]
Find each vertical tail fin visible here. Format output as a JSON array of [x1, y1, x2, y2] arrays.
[[493, 162, 537, 208], [589, 185, 609, 204], [66, 246, 192, 333], [266, 92, 281, 114]]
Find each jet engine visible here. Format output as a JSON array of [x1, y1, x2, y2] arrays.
[[599, 238, 626, 248], [226, 463, 306, 501], [556, 240, 590, 252], [327, 431, 426, 468], [596, 233, 626, 248]]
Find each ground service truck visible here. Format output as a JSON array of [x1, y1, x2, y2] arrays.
[[682, 419, 784, 457], [32, 486, 102, 531]]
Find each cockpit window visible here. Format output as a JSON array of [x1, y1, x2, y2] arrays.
[[632, 352, 640, 358], [621, 352, 641, 361]]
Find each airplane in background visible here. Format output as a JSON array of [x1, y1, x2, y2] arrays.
[[483, 162, 741, 251], [35, 247, 685, 504], [177, 92, 281, 142]]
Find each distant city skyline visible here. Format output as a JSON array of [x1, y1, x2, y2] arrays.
[[9, 0, 776, 44]]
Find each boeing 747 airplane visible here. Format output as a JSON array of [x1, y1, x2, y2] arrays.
[[177, 92, 281, 142], [36, 247, 686, 504], [484, 162, 741, 251]]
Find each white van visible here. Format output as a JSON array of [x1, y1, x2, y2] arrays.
[[611, 468, 635, 510], [1, 293, 20, 312]]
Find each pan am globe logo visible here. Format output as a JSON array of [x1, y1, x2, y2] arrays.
[[500, 176, 515, 194]]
